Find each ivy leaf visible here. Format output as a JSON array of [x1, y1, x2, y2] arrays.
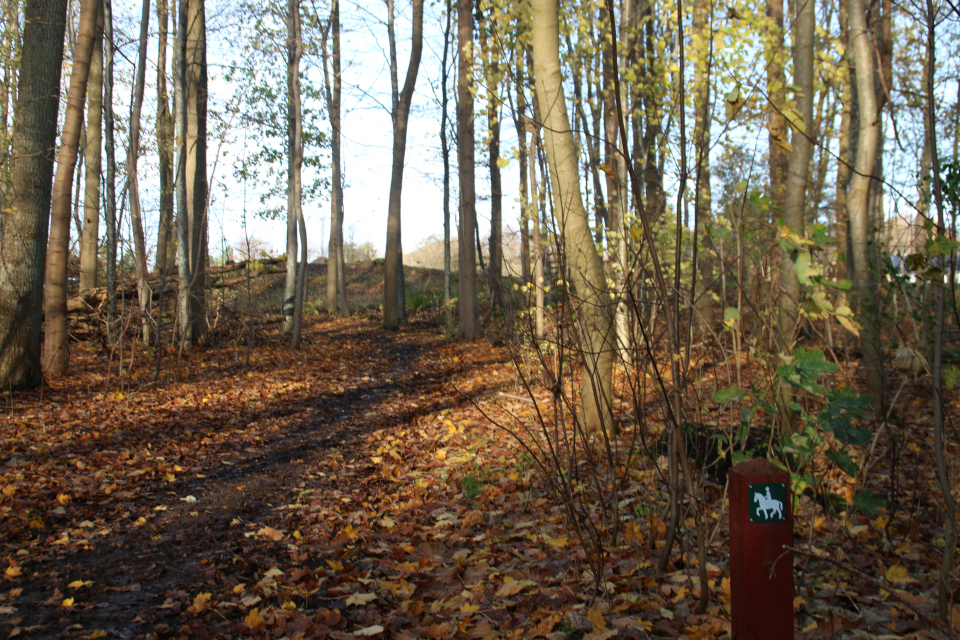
[[825, 448, 859, 477]]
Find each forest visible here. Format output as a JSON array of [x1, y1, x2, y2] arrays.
[[0, 0, 959, 637]]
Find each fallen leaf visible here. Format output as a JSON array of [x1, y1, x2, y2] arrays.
[[354, 625, 384, 636], [61, 598, 74, 607], [885, 565, 913, 584], [5, 566, 21, 579], [244, 607, 266, 630], [257, 526, 284, 542], [345, 592, 377, 606], [187, 592, 212, 614]]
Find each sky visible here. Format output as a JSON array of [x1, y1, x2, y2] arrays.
[[143, 0, 520, 262]]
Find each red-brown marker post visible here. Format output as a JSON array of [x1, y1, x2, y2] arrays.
[[729, 458, 794, 639]]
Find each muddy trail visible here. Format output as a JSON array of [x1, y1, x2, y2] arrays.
[[1, 317, 512, 639]]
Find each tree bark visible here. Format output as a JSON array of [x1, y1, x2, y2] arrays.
[[530, 0, 614, 433], [457, 0, 480, 337], [288, 0, 306, 348], [184, 0, 207, 344], [156, 0, 176, 275], [43, 0, 97, 374], [103, 0, 119, 334], [383, 0, 424, 330], [79, 2, 103, 294], [175, 0, 191, 346], [128, 0, 153, 344], [322, 0, 346, 315], [834, 0, 852, 281], [0, 0, 67, 389], [515, 57, 531, 287], [480, 22, 503, 314], [776, 0, 815, 430], [847, 0, 884, 416], [440, 0, 453, 311]]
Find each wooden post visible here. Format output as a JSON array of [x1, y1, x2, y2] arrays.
[[729, 458, 794, 639]]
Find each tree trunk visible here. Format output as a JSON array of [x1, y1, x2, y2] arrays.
[[440, 0, 453, 311], [43, 0, 97, 374], [288, 0, 306, 348], [834, 0, 852, 281], [383, 0, 424, 330], [457, 0, 480, 337], [530, 0, 614, 433], [175, 0, 191, 346], [79, 2, 103, 294], [323, 0, 346, 315], [847, 0, 884, 416], [156, 0, 176, 275], [480, 24, 503, 314], [128, 0, 154, 344], [776, 0, 815, 430], [103, 0, 119, 334], [515, 58, 531, 287], [0, 0, 66, 389], [184, 0, 207, 344]]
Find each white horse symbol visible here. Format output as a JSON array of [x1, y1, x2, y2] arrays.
[[753, 490, 784, 520]]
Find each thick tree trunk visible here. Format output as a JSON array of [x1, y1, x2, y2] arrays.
[[847, 0, 884, 416], [457, 0, 480, 337], [156, 0, 176, 275], [175, 0, 191, 346], [79, 3, 103, 294], [531, 0, 614, 433], [288, 0, 306, 348], [184, 0, 207, 344], [383, 0, 424, 330], [0, 0, 67, 389], [128, 0, 154, 344], [834, 0, 852, 281], [43, 0, 97, 374]]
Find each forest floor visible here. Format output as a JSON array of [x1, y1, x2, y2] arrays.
[[0, 314, 957, 639]]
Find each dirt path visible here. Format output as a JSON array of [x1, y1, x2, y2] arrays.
[[2, 318, 509, 639]]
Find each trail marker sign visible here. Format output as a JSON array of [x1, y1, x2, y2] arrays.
[[729, 458, 794, 639]]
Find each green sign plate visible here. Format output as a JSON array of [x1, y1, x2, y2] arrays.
[[748, 482, 787, 523]]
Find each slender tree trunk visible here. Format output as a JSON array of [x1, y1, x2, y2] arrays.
[[847, 0, 884, 416], [480, 24, 503, 314], [529, 124, 545, 339], [0, 0, 67, 389], [156, 0, 175, 275], [288, 0, 306, 348], [79, 2, 103, 294], [531, 0, 614, 433], [383, 0, 424, 330], [43, 0, 97, 374], [128, 0, 153, 344], [440, 0, 453, 311], [515, 58, 531, 287], [834, 0, 852, 281], [104, 0, 119, 334], [924, 0, 955, 620], [776, 0, 814, 430], [323, 0, 346, 314], [184, 0, 207, 344], [175, 0, 191, 345], [457, 0, 480, 337]]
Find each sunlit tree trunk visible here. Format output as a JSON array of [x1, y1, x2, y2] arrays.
[[156, 0, 176, 275], [847, 0, 884, 416], [515, 57, 531, 287], [531, 0, 614, 433], [0, 0, 66, 389], [43, 0, 98, 374], [383, 0, 424, 330], [79, 3, 103, 295], [440, 0, 453, 311], [479, 20, 503, 314], [457, 0, 480, 337], [128, 0, 154, 344]]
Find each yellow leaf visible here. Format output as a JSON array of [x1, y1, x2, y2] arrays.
[[68, 580, 91, 589], [326, 559, 344, 571], [435, 449, 447, 461], [244, 607, 266, 630], [62, 597, 75, 607], [2, 485, 15, 498], [495, 579, 526, 597], [354, 625, 385, 636], [187, 592, 212, 614], [885, 565, 913, 584], [257, 526, 284, 542], [461, 602, 480, 613], [345, 593, 378, 606], [543, 535, 568, 548], [90, 632, 108, 639], [57, 493, 71, 505], [5, 565, 21, 579], [588, 606, 606, 631]]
